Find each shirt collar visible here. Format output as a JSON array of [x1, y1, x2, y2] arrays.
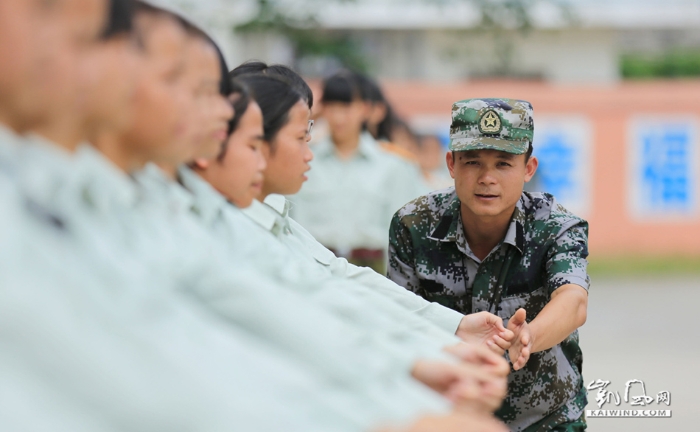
[[0, 124, 19, 160], [133, 163, 194, 214], [16, 135, 86, 205], [241, 198, 289, 237], [263, 193, 289, 217], [177, 166, 229, 226], [75, 145, 140, 212], [428, 190, 525, 255]]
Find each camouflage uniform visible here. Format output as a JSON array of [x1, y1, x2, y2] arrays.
[[388, 99, 590, 431]]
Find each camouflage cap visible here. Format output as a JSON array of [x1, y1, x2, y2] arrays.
[[449, 98, 534, 154]]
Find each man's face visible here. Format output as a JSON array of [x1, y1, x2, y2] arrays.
[[447, 149, 538, 220], [0, 0, 106, 131]]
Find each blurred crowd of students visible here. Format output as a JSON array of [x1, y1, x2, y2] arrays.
[[0, 0, 517, 431], [291, 71, 453, 273]]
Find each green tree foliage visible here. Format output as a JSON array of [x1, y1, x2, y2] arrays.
[[622, 50, 700, 79], [235, 0, 575, 75]]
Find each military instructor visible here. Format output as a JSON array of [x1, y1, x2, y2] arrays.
[[388, 98, 590, 431]]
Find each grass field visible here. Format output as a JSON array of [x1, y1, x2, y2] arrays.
[[588, 255, 700, 276]]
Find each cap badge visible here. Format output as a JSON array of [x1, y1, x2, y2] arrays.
[[479, 109, 502, 135]]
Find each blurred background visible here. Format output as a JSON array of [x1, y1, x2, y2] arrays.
[[155, 0, 700, 429], [154, 0, 700, 264]]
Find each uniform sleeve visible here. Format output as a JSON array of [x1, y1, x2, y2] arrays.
[[387, 213, 464, 334], [545, 219, 590, 296], [290, 217, 463, 336], [388, 212, 420, 292]]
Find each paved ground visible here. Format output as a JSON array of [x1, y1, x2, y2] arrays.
[[578, 275, 700, 431]]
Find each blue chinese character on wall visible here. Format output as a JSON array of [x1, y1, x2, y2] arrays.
[[534, 132, 577, 202], [639, 126, 692, 212]]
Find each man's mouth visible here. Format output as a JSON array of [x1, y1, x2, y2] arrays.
[[475, 193, 499, 199]]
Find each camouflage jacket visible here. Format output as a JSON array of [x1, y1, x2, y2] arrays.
[[388, 188, 590, 431]]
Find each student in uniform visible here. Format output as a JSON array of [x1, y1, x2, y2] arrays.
[[184, 76, 509, 432], [0, 2, 259, 431], [228, 63, 516, 356], [288, 70, 422, 273], [3, 4, 375, 432], [0, 2, 502, 430], [171, 66, 507, 412], [94, 6, 505, 430]]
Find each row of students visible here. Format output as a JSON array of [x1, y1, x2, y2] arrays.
[[0, 1, 521, 431]]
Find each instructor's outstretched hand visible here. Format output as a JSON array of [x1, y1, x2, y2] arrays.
[[507, 308, 532, 371]]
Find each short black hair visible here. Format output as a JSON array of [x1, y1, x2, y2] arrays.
[[233, 73, 303, 147], [320, 70, 363, 104], [230, 61, 313, 109], [134, 1, 178, 20], [100, 0, 135, 39], [217, 79, 251, 161], [354, 73, 396, 140], [354, 73, 385, 103]]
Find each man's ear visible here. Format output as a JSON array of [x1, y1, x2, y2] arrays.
[[524, 156, 538, 182], [446, 151, 456, 179], [192, 158, 210, 170]]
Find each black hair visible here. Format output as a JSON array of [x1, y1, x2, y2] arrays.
[[134, 1, 178, 20], [100, 0, 134, 39], [374, 105, 395, 141], [353, 73, 397, 141], [216, 79, 252, 161], [354, 73, 384, 103], [320, 70, 363, 104], [233, 73, 304, 147], [230, 61, 313, 109]]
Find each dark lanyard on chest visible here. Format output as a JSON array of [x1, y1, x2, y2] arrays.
[[486, 247, 518, 315]]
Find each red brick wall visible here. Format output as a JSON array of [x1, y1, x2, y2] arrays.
[[311, 79, 700, 258]]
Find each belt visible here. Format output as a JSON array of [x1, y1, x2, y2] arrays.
[[329, 248, 384, 261]]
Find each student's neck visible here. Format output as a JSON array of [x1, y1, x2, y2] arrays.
[[32, 116, 85, 153], [0, 110, 20, 134], [332, 130, 362, 159], [156, 162, 177, 180], [460, 205, 514, 261], [91, 132, 140, 173]]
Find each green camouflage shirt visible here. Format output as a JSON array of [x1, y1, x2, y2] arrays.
[[388, 188, 590, 431]]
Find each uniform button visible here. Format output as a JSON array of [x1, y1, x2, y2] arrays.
[[475, 308, 481, 312]]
